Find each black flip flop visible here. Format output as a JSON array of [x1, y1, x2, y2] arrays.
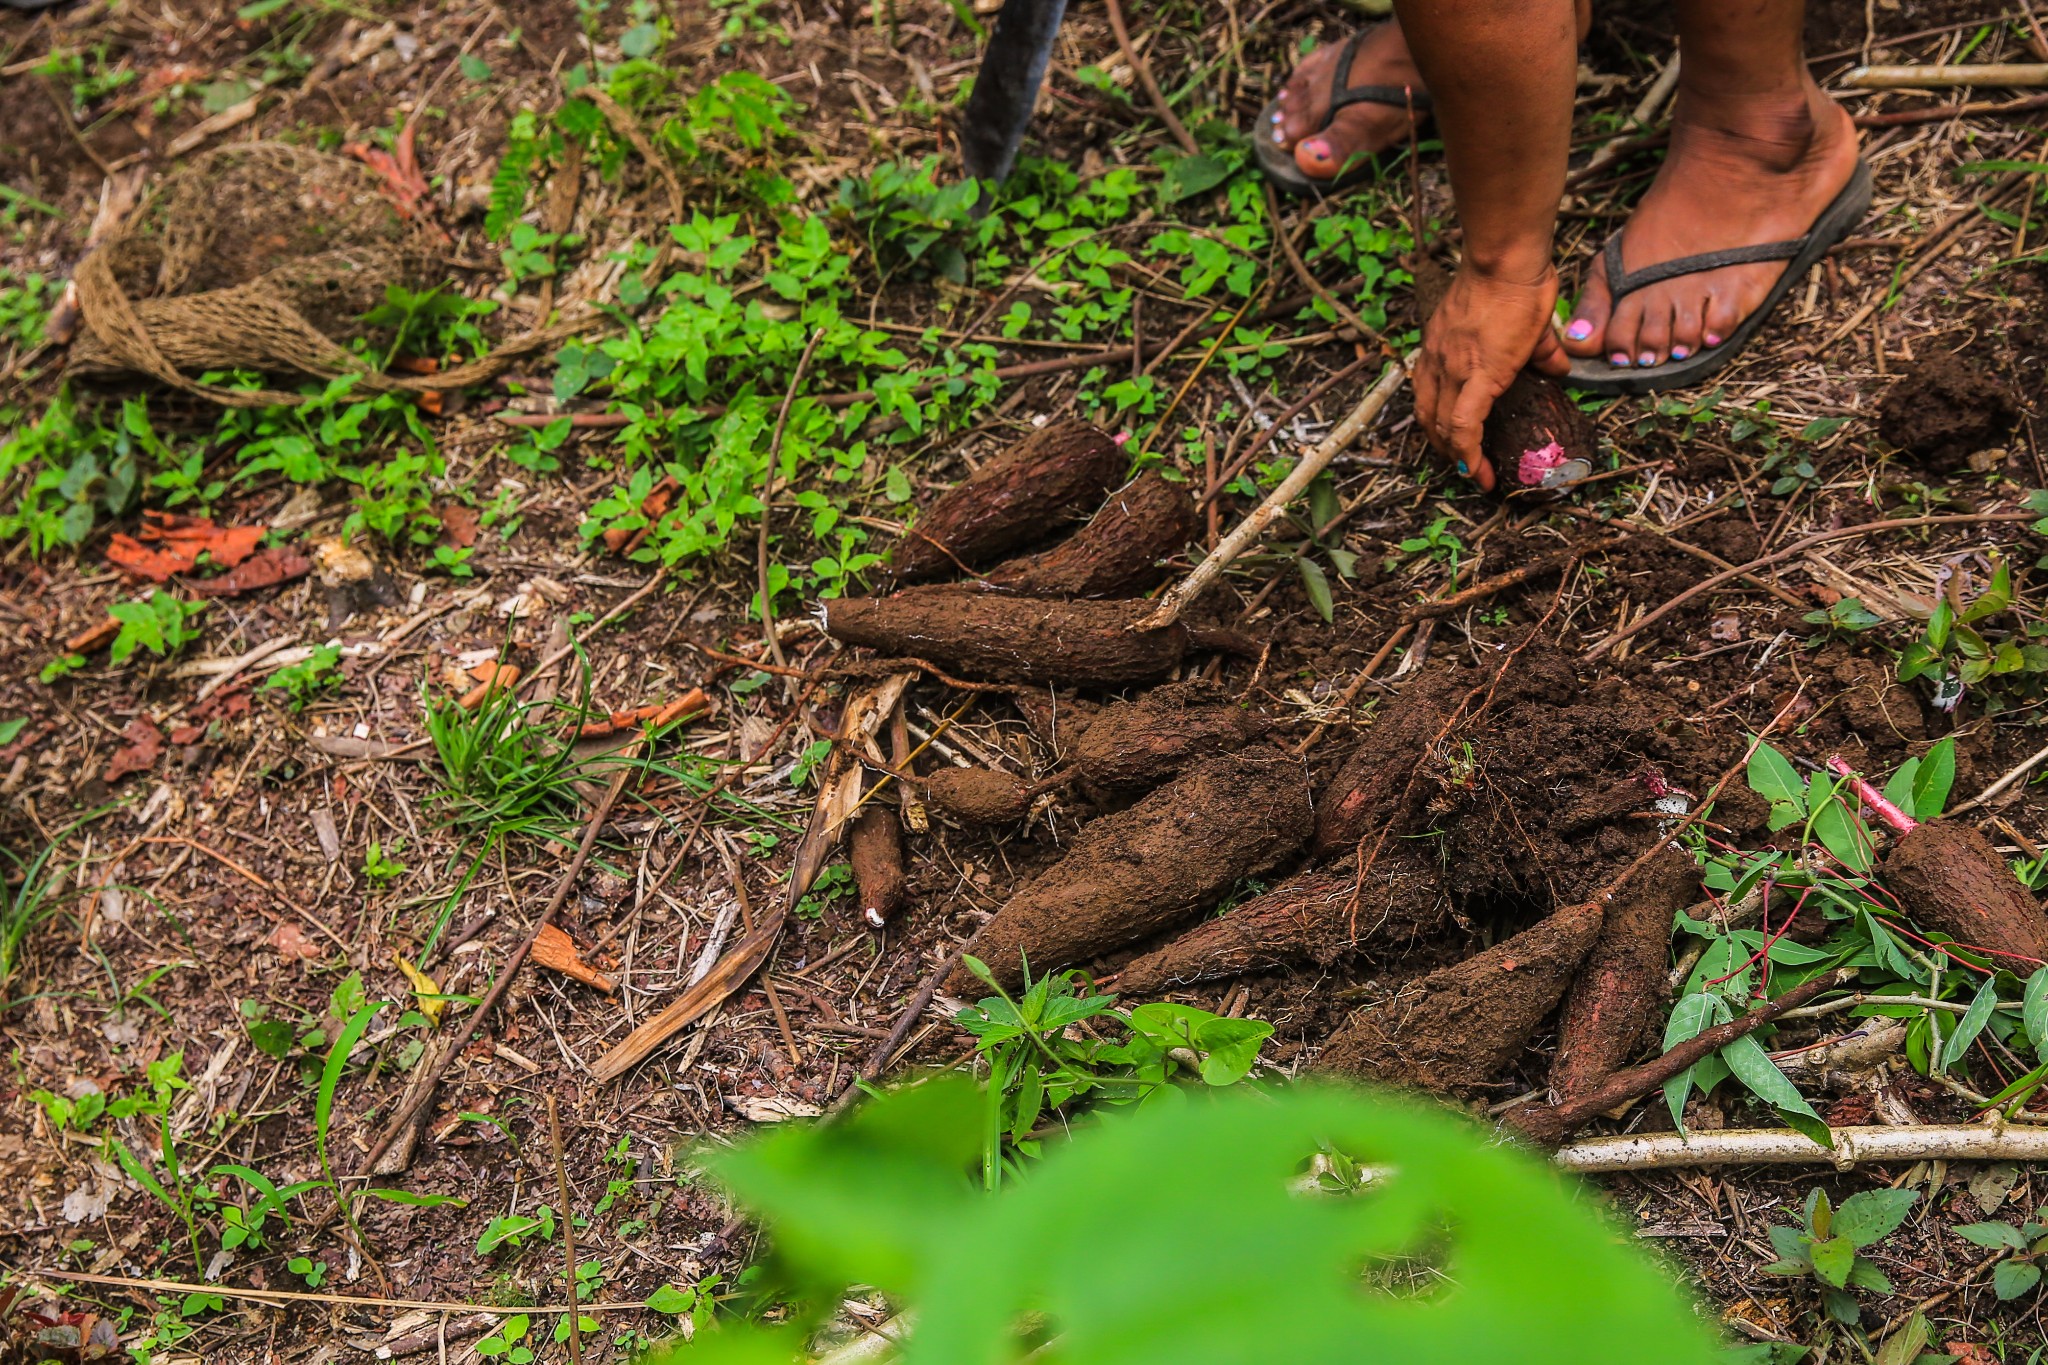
[[1564, 160, 1873, 395], [1254, 28, 1431, 199]]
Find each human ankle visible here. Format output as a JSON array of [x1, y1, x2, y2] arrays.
[[1669, 85, 1834, 169]]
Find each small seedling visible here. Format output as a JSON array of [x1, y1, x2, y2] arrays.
[[1952, 1218, 2048, 1298], [1802, 597, 1882, 643], [363, 839, 407, 885], [1762, 1187, 1919, 1324], [287, 1256, 328, 1287], [262, 645, 342, 710], [430, 544, 476, 577], [477, 1206, 556, 1255], [107, 592, 206, 667]]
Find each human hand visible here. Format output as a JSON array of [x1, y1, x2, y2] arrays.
[[1411, 264, 1568, 491]]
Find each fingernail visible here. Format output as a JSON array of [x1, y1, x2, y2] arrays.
[[1637, 351, 1655, 367], [1609, 352, 1631, 368], [1671, 345, 1690, 360], [1705, 333, 1723, 347], [1301, 138, 1329, 163], [1565, 319, 1592, 341]]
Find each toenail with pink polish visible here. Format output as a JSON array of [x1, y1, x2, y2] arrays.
[[1610, 353, 1631, 367], [1637, 351, 1655, 367], [1672, 346, 1690, 360], [1705, 333, 1723, 347], [1565, 319, 1592, 341]]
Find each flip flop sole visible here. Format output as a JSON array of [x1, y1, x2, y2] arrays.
[[1564, 160, 1872, 396], [1254, 98, 1384, 199]]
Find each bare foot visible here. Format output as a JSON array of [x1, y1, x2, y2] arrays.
[[1560, 80, 1859, 369], [1271, 24, 1428, 181]]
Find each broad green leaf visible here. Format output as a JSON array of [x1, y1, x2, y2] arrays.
[[1952, 1221, 2029, 1251], [1809, 786, 1874, 872], [1872, 1310, 1928, 1365], [1161, 152, 1233, 203], [1194, 1017, 1273, 1085], [1831, 1188, 1919, 1248], [697, 1080, 1724, 1365], [1993, 1258, 2043, 1300], [1748, 743, 1806, 831], [2025, 967, 2048, 1056], [646, 1284, 697, 1314], [1881, 757, 1920, 820], [1662, 992, 1723, 1128], [1720, 1032, 1827, 1141], [1809, 1234, 1855, 1287], [1911, 738, 1956, 820], [1297, 557, 1334, 624], [1939, 979, 1999, 1072]]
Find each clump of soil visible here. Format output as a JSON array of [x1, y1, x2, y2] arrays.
[[983, 471, 1198, 598], [1116, 848, 1449, 992], [1878, 351, 2022, 470], [925, 766, 1033, 825], [1317, 900, 1605, 1095], [822, 590, 1244, 687], [1549, 844, 1699, 1100], [884, 420, 1124, 581], [1883, 821, 2048, 964], [1072, 681, 1267, 800], [945, 747, 1313, 992]]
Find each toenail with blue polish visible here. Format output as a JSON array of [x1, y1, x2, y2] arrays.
[[1671, 346, 1690, 360], [1610, 353, 1631, 367], [1565, 319, 1592, 341], [1637, 351, 1655, 367], [1456, 461, 1468, 474]]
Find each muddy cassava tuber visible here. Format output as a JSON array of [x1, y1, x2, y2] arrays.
[[1071, 681, 1267, 800], [945, 747, 1313, 992], [981, 470, 1198, 598], [885, 420, 1125, 581], [1480, 372, 1595, 495], [821, 590, 1251, 687]]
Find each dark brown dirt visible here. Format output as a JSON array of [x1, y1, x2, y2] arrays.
[[849, 802, 907, 926], [1482, 371, 1596, 492], [1071, 680, 1266, 800], [982, 470, 1198, 598], [822, 590, 1226, 687], [1549, 844, 1700, 1100], [944, 746, 1313, 992], [884, 419, 1124, 581], [924, 765, 1033, 825], [1883, 821, 2048, 965], [1116, 847, 1450, 992], [1316, 900, 1606, 1095], [1877, 350, 2023, 471]]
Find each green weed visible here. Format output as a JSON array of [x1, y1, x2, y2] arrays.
[[261, 645, 343, 709], [107, 592, 206, 667], [1898, 551, 2048, 712], [1762, 1187, 1920, 1325]]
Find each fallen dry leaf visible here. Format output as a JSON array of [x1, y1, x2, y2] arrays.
[[438, 505, 480, 548], [193, 546, 312, 597], [109, 512, 268, 582], [457, 664, 521, 710], [530, 923, 616, 993], [65, 618, 121, 654], [265, 922, 321, 961], [104, 718, 163, 783]]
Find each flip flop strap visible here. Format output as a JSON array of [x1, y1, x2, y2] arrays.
[[1601, 230, 1806, 302], [1325, 29, 1434, 117]]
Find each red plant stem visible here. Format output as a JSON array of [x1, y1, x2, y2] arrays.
[[1826, 755, 1917, 834]]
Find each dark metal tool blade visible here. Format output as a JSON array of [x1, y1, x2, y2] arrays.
[[958, 0, 1069, 186]]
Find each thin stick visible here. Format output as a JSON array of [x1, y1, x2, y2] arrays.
[[1580, 50, 1682, 178], [758, 330, 826, 671], [1103, 0, 1200, 155], [547, 1095, 585, 1365], [1194, 355, 1374, 509], [1511, 969, 1854, 1145], [1843, 62, 2048, 87], [824, 941, 976, 1117], [1585, 511, 2035, 657], [1852, 91, 2048, 127], [20, 1269, 659, 1314], [1554, 1122, 2048, 1172], [356, 743, 643, 1176], [1141, 354, 1414, 630], [1949, 735, 2048, 815], [1820, 172, 2030, 350]]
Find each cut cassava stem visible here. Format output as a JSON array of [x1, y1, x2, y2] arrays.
[[1478, 371, 1597, 493], [822, 591, 1253, 687], [884, 419, 1124, 582]]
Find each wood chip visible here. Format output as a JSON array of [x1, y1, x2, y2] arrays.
[[530, 923, 616, 994]]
